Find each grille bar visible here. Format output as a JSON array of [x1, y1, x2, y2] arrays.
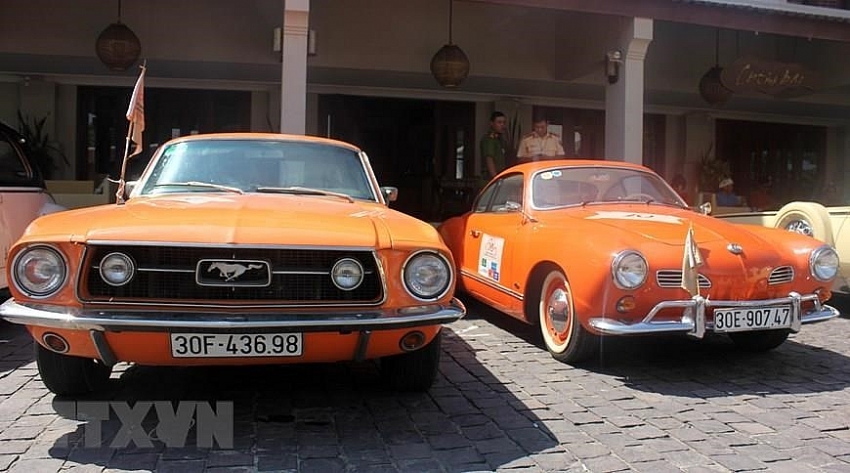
[[656, 270, 711, 288], [81, 245, 384, 305]]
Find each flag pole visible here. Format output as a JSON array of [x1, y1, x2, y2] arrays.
[[116, 60, 146, 205]]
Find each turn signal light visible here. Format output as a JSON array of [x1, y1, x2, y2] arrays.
[[616, 296, 636, 313], [399, 331, 426, 352], [42, 332, 69, 353]]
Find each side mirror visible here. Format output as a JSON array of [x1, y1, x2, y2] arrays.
[[381, 186, 398, 204], [505, 200, 522, 212], [699, 202, 712, 215]]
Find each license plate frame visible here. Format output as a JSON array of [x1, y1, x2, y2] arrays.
[[170, 333, 303, 358], [712, 306, 792, 333]]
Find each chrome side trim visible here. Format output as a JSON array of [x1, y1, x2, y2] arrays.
[[0, 298, 466, 333], [587, 292, 838, 338], [460, 268, 524, 301], [84, 240, 377, 251]]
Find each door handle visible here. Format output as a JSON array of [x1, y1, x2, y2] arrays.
[[470, 230, 481, 238]]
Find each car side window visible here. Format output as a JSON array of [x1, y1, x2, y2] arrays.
[[473, 182, 498, 213], [487, 174, 524, 213], [0, 132, 32, 186]]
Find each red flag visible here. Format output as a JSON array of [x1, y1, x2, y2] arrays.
[[126, 64, 145, 157]]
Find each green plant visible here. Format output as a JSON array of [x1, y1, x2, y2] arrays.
[[698, 143, 730, 191], [16, 110, 69, 179]]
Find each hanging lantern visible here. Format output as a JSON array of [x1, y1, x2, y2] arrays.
[[430, 0, 469, 88], [431, 44, 470, 88], [95, 0, 141, 71], [699, 65, 732, 105], [698, 29, 732, 106]]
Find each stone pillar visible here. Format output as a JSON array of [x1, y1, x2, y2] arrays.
[[604, 17, 653, 164], [280, 0, 309, 134]]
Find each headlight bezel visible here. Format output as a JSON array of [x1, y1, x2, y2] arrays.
[[99, 252, 136, 287], [810, 245, 839, 282], [402, 250, 453, 301], [12, 244, 69, 298], [611, 250, 648, 290], [331, 257, 365, 291]]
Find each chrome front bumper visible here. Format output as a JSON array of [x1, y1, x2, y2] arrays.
[[0, 298, 466, 333], [588, 292, 838, 339]]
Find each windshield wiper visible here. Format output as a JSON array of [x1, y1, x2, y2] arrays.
[[152, 181, 244, 194], [254, 186, 354, 203]]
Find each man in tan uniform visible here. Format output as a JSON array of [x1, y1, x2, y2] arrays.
[[517, 116, 565, 162]]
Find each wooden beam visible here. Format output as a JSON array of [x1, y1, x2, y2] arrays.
[[464, 0, 850, 42]]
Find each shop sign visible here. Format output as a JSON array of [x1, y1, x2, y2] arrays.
[[720, 56, 818, 97]]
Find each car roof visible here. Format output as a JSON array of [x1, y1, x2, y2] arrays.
[[503, 159, 655, 176], [160, 132, 363, 153]]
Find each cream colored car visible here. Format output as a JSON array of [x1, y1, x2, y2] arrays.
[[0, 122, 64, 296], [716, 202, 850, 295]]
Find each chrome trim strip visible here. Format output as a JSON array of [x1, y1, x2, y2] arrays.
[[136, 268, 195, 273], [587, 292, 838, 338], [0, 298, 466, 333], [84, 240, 376, 251], [460, 268, 524, 300]]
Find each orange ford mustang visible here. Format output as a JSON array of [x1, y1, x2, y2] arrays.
[[438, 160, 838, 363], [1, 133, 465, 395]]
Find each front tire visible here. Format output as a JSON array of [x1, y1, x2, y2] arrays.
[[729, 330, 790, 352], [533, 269, 597, 363], [380, 331, 441, 392], [36, 345, 112, 396]]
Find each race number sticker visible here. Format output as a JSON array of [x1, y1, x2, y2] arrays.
[[586, 211, 682, 225], [478, 234, 505, 282]]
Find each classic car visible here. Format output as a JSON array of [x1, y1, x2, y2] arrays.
[[438, 160, 839, 363], [715, 201, 850, 295], [0, 121, 64, 297], [0, 133, 465, 395]]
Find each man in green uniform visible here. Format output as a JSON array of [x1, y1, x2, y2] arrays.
[[480, 111, 507, 180]]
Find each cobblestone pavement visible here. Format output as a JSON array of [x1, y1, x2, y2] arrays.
[[3, 298, 850, 472]]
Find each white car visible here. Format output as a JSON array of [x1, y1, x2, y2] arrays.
[[0, 122, 64, 296], [716, 201, 850, 295]]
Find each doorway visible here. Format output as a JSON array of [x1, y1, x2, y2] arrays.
[[317, 95, 475, 221]]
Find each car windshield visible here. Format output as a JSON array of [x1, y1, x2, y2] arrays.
[[138, 139, 376, 201], [531, 166, 685, 209]]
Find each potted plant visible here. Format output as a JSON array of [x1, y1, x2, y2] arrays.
[[16, 111, 69, 180]]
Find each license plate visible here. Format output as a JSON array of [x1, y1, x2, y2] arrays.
[[170, 333, 303, 358], [712, 306, 792, 333]]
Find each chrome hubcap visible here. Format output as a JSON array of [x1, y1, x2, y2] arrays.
[[547, 287, 570, 334], [785, 219, 813, 237]]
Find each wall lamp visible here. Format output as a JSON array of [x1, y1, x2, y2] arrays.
[[605, 50, 623, 84]]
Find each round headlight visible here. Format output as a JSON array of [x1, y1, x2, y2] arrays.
[[810, 246, 839, 281], [13, 246, 67, 297], [99, 252, 136, 286], [331, 258, 364, 291], [612, 250, 648, 289], [403, 252, 451, 300]]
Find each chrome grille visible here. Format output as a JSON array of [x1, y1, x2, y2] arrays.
[[768, 266, 795, 285], [655, 270, 711, 288], [81, 245, 383, 305]]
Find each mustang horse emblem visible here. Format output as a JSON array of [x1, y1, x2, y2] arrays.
[[207, 262, 265, 282]]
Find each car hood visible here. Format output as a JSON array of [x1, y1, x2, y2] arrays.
[[552, 205, 783, 253], [24, 193, 433, 248]]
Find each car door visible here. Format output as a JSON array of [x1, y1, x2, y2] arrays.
[[461, 173, 525, 316]]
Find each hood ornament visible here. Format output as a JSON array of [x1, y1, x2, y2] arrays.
[[727, 243, 743, 255]]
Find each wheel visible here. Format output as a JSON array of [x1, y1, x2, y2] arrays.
[[380, 330, 441, 392], [533, 269, 597, 363], [774, 202, 833, 245], [36, 345, 112, 396], [729, 330, 790, 352]]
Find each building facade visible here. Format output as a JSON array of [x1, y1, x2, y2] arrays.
[[2, 0, 850, 220]]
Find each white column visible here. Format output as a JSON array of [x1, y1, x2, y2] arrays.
[[280, 0, 309, 135], [604, 17, 653, 164]]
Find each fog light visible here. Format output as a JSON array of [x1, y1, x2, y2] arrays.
[[42, 332, 69, 353], [616, 296, 636, 313], [399, 331, 426, 352]]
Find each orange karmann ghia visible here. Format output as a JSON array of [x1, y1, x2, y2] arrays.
[[0, 133, 465, 395], [438, 160, 839, 363]]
